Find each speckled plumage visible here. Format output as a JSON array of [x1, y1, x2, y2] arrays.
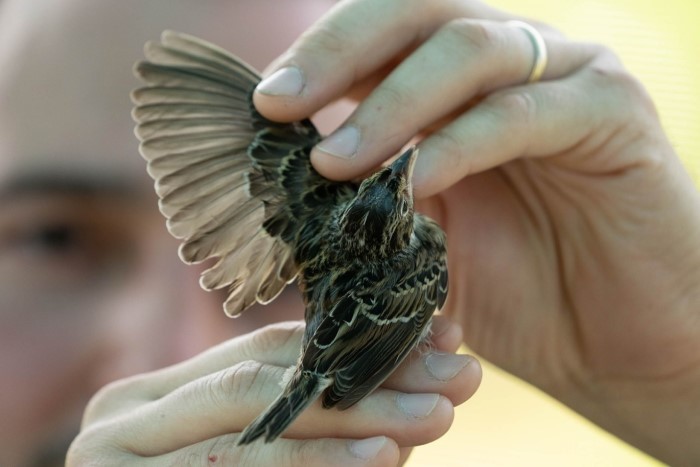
[[131, 31, 448, 444]]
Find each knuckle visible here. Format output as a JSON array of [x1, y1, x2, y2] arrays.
[[81, 386, 116, 425], [430, 129, 465, 161], [297, 22, 351, 59], [524, 19, 563, 41], [65, 430, 99, 466], [490, 90, 538, 126], [429, 130, 472, 176], [66, 425, 130, 466], [211, 360, 269, 406], [441, 18, 503, 53], [588, 49, 658, 118], [375, 82, 413, 114], [482, 90, 537, 154], [82, 375, 146, 425], [592, 45, 624, 70], [247, 320, 304, 355]]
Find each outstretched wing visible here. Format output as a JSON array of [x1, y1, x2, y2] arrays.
[[304, 220, 448, 409], [131, 30, 323, 316]]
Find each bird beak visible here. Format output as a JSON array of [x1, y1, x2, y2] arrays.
[[390, 146, 418, 181]]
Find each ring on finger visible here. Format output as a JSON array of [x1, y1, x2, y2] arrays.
[[506, 20, 548, 83]]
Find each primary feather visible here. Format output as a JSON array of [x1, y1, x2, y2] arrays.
[[131, 30, 448, 444]]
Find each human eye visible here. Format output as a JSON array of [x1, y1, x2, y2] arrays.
[[2, 217, 90, 270], [0, 195, 135, 295]]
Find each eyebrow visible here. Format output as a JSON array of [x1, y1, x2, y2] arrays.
[[0, 172, 145, 201]]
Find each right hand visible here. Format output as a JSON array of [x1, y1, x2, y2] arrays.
[[67, 318, 480, 466], [251, 1, 700, 463]]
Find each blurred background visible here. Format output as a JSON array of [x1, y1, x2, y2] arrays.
[[408, 1, 699, 465]]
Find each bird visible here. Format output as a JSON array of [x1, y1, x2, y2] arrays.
[[131, 30, 448, 444]]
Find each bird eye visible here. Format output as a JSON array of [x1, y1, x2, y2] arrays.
[[400, 200, 410, 217]]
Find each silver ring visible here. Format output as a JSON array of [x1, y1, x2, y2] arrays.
[[507, 20, 548, 83]]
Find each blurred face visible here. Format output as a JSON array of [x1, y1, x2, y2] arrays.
[[0, 0, 334, 464]]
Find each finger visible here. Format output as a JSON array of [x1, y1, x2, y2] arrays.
[[110, 362, 455, 455], [68, 432, 399, 467], [382, 352, 481, 406], [87, 317, 461, 427], [429, 313, 463, 352], [412, 49, 647, 197], [154, 434, 400, 467], [309, 21, 598, 181], [83, 321, 305, 424], [252, 0, 511, 122], [147, 321, 304, 393], [398, 447, 415, 466], [88, 316, 462, 421]]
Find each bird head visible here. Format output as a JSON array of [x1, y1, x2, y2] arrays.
[[339, 146, 418, 259]]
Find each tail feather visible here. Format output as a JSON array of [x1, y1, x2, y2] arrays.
[[237, 370, 330, 445]]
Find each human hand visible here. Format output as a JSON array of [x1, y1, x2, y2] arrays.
[[67, 318, 479, 466], [252, 0, 700, 464]]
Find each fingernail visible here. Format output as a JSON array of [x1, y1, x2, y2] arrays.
[[397, 393, 439, 419], [315, 125, 360, 159], [425, 352, 471, 382], [349, 436, 386, 459], [256, 66, 304, 96]]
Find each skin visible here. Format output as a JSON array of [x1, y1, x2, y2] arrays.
[[0, 1, 478, 466], [251, 0, 700, 465]]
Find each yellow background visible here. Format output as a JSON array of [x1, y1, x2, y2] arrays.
[[408, 0, 699, 465]]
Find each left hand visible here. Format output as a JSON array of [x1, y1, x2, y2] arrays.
[[251, 1, 700, 464], [68, 318, 479, 466]]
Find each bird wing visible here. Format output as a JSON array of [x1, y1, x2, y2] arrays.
[[304, 234, 449, 409], [131, 30, 324, 316]]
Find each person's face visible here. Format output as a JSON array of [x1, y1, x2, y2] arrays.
[[0, 1, 333, 464]]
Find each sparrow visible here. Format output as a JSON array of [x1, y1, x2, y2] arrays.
[[131, 31, 448, 444]]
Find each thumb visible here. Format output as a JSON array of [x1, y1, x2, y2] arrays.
[[252, 0, 416, 124]]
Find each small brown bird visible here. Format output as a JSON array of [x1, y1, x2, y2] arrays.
[[131, 31, 448, 444]]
